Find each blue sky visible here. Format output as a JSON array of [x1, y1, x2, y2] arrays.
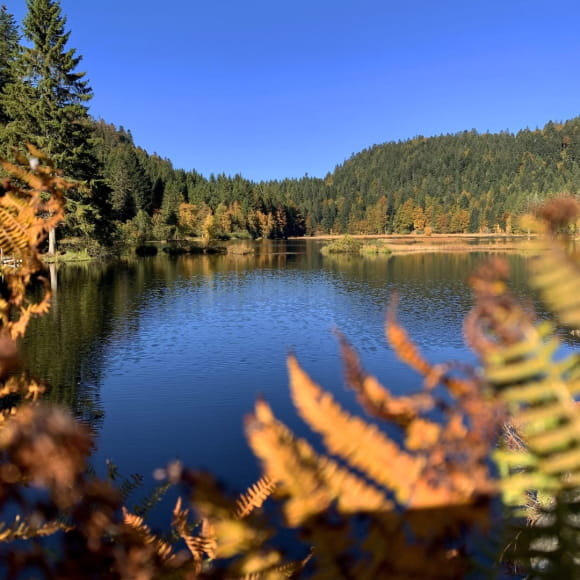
[[6, 0, 580, 181]]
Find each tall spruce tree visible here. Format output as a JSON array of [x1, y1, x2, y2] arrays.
[[1, 0, 94, 168], [1, 0, 109, 249], [0, 5, 19, 126]]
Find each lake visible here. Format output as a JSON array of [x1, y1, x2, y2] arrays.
[[21, 240, 540, 517]]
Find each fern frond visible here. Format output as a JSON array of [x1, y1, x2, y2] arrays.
[[230, 548, 310, 579], [387, 297, 475, 397], [121, 506, 175, 561], [0, 206, 29, 254], [0, 153, 69, 340], [0, 515, 68, 541], [337, 332, 433, 425], [133, 481, 172, 518], [385, 296, 431, 377], [286, 355, 425, 504], [235, 476, 277, 519], [467, 253, 580, 512], [246, 398, 393, 525], [531, 237, 580, 329], [173, 470, 274, 561], [172, 497, 214, 561]]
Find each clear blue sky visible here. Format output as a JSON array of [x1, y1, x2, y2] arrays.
[[6, 0, 580, 181]]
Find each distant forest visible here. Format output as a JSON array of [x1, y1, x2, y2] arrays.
[[0, 3, 579, 250], [93, 116, 580, 242]]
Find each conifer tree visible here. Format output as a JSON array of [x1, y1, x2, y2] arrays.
[[1, 0, 92, 169], [1, 0, 109, 248], [0, 5, 19, 126], [106, 144, 152, 221]]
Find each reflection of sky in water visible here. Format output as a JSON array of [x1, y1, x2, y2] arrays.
[[25, 245, 549, 525], [91, 251, 524, 493]]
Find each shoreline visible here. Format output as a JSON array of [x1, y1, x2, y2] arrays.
[[292, 233, 537, 254]]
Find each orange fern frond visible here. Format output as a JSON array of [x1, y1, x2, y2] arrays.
[[235, 475, 277, 519], [169, 469, 274, 561], [0, 150, 70, 340], [387, 297, 474, 397], [338, 331, 433, 425], [0, 515, 69, 542], [287, 354, 424, 504], [236, 549, 313, 579], [121, 507, 175, 561], [386, 296, 431, 377], [287, 354, 497, 508], [172, 497, 216, 562], [246, 398, 393, 525]]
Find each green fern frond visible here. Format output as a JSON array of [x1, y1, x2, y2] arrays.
[[531, 240, 580, 329]]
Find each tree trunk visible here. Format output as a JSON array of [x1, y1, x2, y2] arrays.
[[48, 227, 56, 255]]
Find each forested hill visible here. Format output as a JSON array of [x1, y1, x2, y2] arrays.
[[0, 3, 578, 246], [317, 117, 580, 234], [97, 116, 580, 243]]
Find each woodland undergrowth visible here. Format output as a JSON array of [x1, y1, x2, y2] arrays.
[[0, 148, 579, 578]]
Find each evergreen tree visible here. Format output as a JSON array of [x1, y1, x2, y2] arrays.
[[1, 0, 93, 170], [105, 144, 151, 221], [0, 5, 19, 125], [1, 0, 109, 247]]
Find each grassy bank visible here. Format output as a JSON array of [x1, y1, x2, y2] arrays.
[[314, 233, 535, 255]]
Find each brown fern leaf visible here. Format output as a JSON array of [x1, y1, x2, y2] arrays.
[[0, 206, 29, 254], [235, 476, 277, 519], [0, 376, 46, 433], [0, 152, 69, 340], [287, 355, 496, 508], [170, 469, 271, 561], [273, 549, 313, 578], [337, 331, 433, 425], [122, 507, 175, 562], [171, 496, 216, 562], [0, 515, 69, 542], [317, 454, 393, 514], [386, 296, 431, 376], [0, 158, 69, 252], [234, 549, 313, 579], [464, 257, 531, 355]]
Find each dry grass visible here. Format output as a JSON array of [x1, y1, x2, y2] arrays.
[[304, 233, 536, 254]]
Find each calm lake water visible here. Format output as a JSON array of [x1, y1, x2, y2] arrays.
[[21, 240, 541, 515]]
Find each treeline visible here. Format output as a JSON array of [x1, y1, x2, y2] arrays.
[[98, 116, 580, 241], [321, 121, 580, 234], [0, 2, 579, 252], [91, 121, 307, 244]]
